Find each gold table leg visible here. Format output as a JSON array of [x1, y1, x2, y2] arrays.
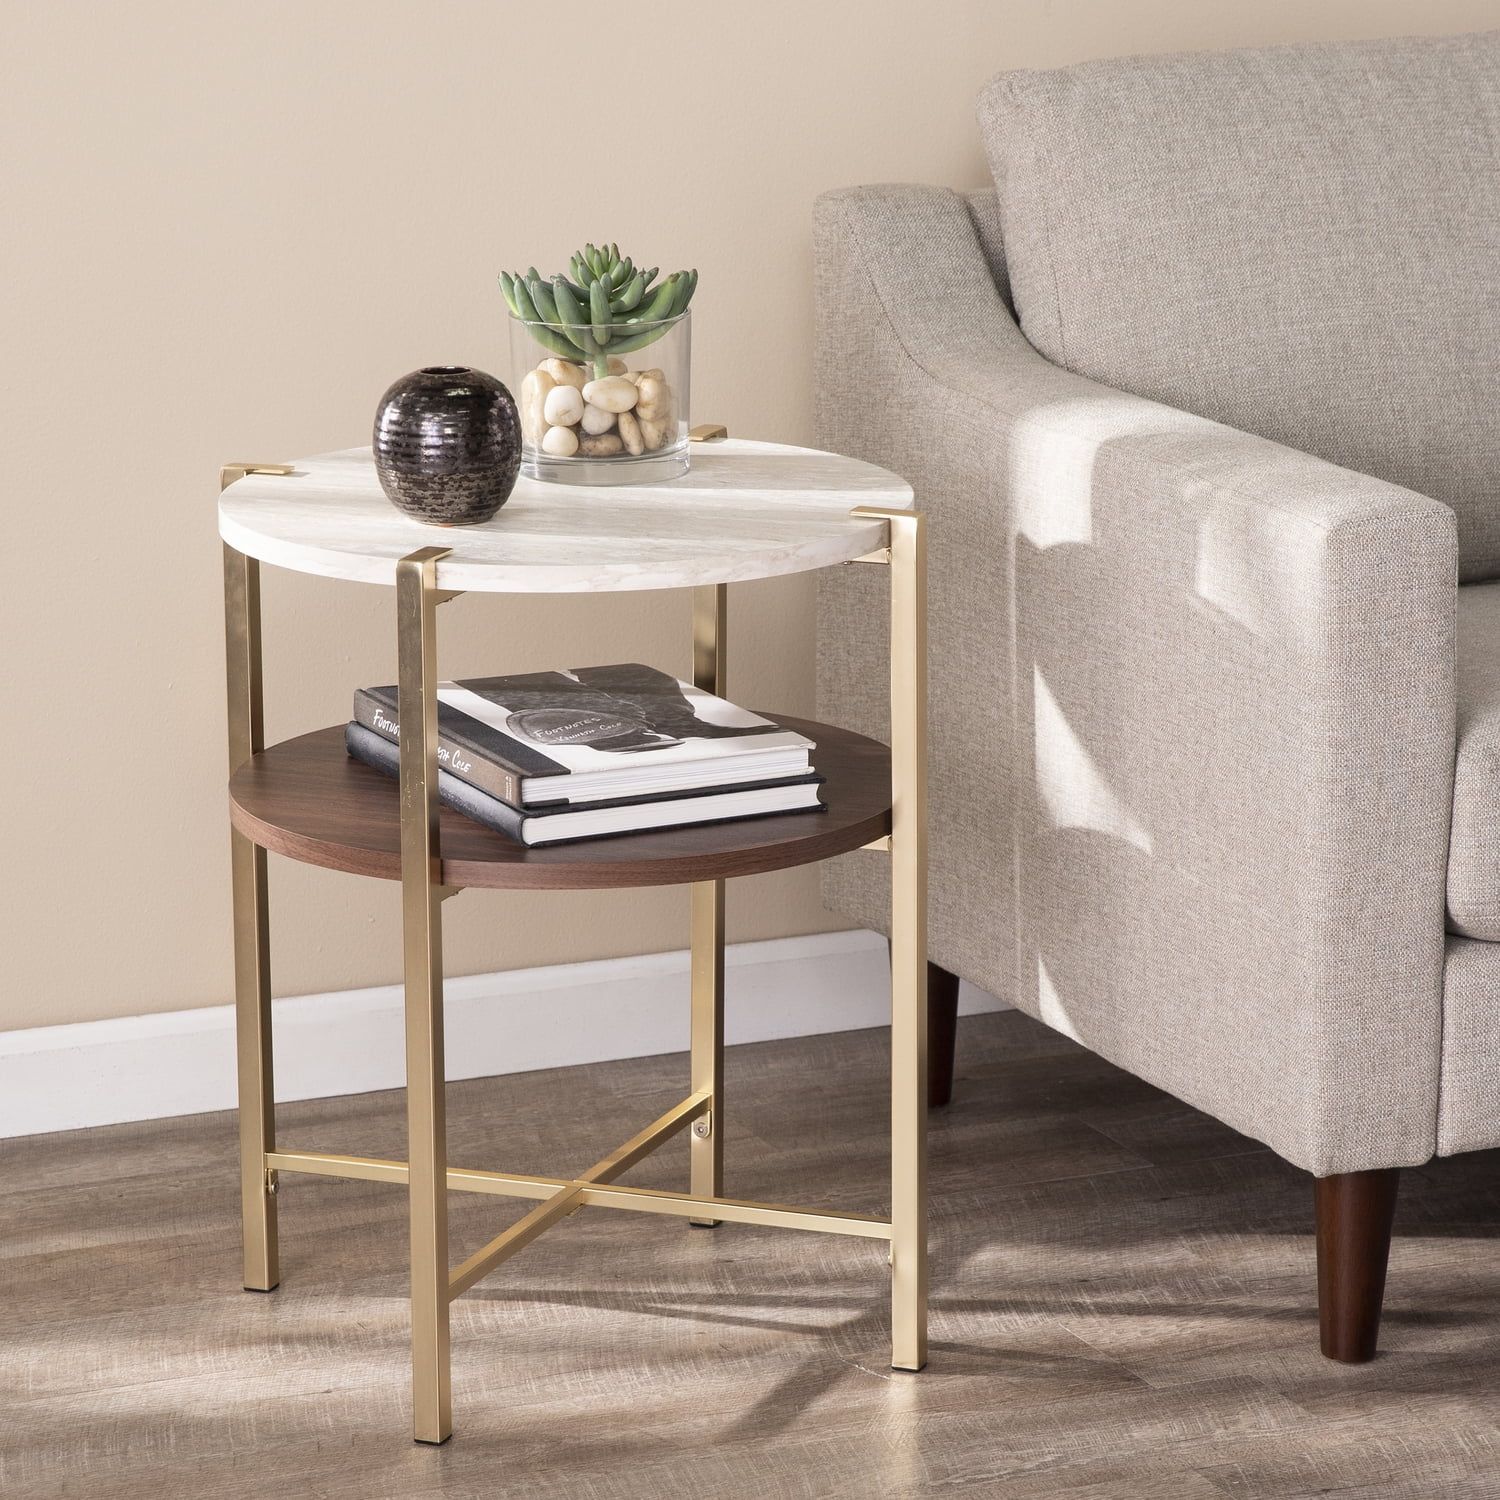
[[221, 464, 293, 1292], [224, 542, 278, 1293], [397, 545, 455, 1445], [853, 506, 929, 1372], [689, 584, 727, 1225]]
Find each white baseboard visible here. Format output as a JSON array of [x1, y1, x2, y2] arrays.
[[0, 930, 1003, 1138]]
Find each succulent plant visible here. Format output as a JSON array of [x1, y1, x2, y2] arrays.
[[500, 244, 697, 379]]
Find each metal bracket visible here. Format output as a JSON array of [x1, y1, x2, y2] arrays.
[[849, 548, 892, 566], [689, 424, 729, 442], [220, 462, 294, 492], [692, 1113, 712, 1140], [265, 1168, 280, 1196], [860, 835, 892, 853]]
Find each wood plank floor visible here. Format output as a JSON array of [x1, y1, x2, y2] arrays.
[[5, 1010, 1500, 1498]]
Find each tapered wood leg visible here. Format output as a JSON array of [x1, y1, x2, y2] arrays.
[[887, 946, 959, 1109], [926, 962, 959, 1108], [1315, 1168, 1400, 1363]]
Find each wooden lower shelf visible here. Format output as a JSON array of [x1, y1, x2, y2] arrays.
[[228, 717, 891, 891]]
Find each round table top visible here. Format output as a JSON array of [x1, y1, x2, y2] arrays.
[[229, 717, 891, 890], [218, 439, 912, 593]]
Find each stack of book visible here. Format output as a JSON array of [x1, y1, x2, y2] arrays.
[[344, 663, 823, 846]]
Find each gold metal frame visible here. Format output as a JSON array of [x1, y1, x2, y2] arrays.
[[222, 467, 927, 1443], [689, 584, 727, 1225], [396, 545, 454, 1441], [221, 463, 292, 1294], [852, 506, 930, 1372]]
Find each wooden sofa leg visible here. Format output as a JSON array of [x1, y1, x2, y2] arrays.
[[882, 942, 954, 1110], [927, 962, 960, 1109], [1315, 1168, 1400, 1363], [886, 944, 960, 1108]]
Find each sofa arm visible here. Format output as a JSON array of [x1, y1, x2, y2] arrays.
[[814, 184, 1458, 1175]]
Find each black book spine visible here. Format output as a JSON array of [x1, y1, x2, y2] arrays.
[[345, 722, 529, 842], [352, 688, 525, 807]]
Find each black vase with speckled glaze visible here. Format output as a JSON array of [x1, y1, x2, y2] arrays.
[[373, 366, 521, 526]]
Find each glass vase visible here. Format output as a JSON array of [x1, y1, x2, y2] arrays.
[[509, 310, 691, 485]]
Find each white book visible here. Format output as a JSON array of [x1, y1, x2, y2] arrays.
[[345, 722, 825, 846]]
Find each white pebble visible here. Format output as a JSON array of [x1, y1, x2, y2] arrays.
[[617, 409, 644, 455], [579, 432, 624, 457], [580, 403, 616, 435], [540, 358, 586, 389], [543, 384, 584, 426], [519, 369, 555, 443], [581, 375, 638, 413], [638, 414, 674, 450], [541, 424, 579, 456], [635, 375, 671, 421]]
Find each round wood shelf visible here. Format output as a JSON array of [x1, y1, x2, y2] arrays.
[[229, 717, 891, 890]]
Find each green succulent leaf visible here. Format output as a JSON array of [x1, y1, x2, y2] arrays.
[[612, 271, 646, 312], [502, 246, 696, 350], [540, 328, 587, 357], [528, 277, 569, 336], [670, 268, 698, 317], [552, 276, 587, 329], [606, 324, 672, 354], [513, 279, 587, 357], [635, 273, 680, 323], [510, 275, 541, 321], [589, 279, 612, 344]]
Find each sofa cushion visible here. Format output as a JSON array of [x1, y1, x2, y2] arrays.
[[1449, 584, 1500, 940], [978, 33, 1500, 581]]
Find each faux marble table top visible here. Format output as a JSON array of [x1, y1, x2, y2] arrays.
[[218, 440, 913, 593]]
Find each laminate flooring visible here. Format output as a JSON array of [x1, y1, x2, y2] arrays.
[[5, 1010, 1499, 1499]]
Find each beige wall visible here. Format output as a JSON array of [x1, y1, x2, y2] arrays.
[[3, 1, 1490, 1029]]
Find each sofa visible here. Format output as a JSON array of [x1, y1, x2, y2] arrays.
[[814, 31, 1500, 1360]]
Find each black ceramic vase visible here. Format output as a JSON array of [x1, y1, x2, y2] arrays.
[[373, 366, 521, 525]]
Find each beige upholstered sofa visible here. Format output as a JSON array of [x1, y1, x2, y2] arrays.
[[815, 32, 1499, 1361]]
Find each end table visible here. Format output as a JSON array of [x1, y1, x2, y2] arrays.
[[217, 438, 927, 1444]]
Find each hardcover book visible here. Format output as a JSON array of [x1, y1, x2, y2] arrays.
[[345, 722, 825, 846], [352, 663, 814, 808]]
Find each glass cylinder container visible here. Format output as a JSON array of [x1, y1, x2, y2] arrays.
[[509, 310, 691, 485]]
